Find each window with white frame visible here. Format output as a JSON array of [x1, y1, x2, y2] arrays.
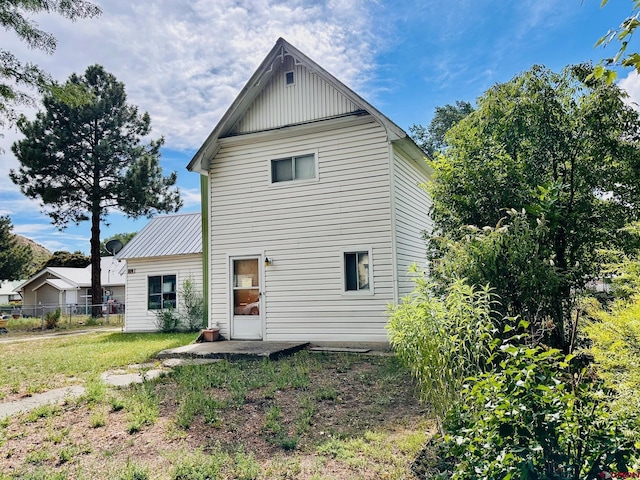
[[344, 251, 371, 292], [285, 70, 295, 86], [148, 274, 176, 310], [271, 154, 316, 183]]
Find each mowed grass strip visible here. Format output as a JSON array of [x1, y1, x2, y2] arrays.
[[0, 332, 195, 398]]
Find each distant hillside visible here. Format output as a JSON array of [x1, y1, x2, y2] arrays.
[[15, 235, 51, 275]]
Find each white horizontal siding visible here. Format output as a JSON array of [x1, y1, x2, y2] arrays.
[[123, 254, 203, 332], [393, 149, 433, 298], [232, 56, 359, 134], [208, 119, 394, 342]]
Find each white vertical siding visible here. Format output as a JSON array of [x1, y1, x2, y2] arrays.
[[231, 56, 359, 134], [393, 149, 433, 298], [123, 254, 203, 332], [208, 118, 394, 342]]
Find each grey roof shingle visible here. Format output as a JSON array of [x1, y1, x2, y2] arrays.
[[116, 213, 202, 259]]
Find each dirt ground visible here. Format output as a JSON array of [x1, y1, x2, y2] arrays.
[[0, 353, 433, 479]]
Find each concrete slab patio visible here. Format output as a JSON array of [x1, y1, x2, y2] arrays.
[[156, 340, 310, 361]]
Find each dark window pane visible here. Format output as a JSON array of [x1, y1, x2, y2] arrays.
[[285, 71, 294, 85], [149, 276, 161, 294], [345, 253, 358, 291], [272, 158, 293, 182]]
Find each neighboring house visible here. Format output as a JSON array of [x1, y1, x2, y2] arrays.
[[0, 280, 22, 304], [17, 257, 125, 316], [187, 38, 432, 342], [116, 213, 203, 332]]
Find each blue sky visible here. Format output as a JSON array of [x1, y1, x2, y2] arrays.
[[1, 0, 638, 255]]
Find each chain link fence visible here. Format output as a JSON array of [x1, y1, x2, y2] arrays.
[[0, 302, 124, 331]]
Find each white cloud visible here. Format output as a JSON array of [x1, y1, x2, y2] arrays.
[[619, 70, 640, 109], [0, 0, 382, 252], [6, 0, 380, 151]]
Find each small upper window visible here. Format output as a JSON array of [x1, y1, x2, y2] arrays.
[[344, 251, 370, 292], [285, 71, 295, 85], [271, 154, 315, 183]]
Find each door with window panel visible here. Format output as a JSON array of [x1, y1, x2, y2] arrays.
[[230, 257, 262, 339]]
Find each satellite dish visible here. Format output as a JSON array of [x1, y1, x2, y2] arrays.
[[105, 239, 124, 256]]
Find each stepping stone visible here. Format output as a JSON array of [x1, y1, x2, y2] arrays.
[[0, 386, 85, 419], [100, 368, 167, 387]]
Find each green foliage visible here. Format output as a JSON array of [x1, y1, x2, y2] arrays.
[[124, 381, 159, 434], [428, 64, 640, 350], [154, 305, 181, 333], [598, 222, 640, 300], [387, 276, 496, 421], [44, 307, 61, 329], [170, 449, 226, 479], [441, 339, 635, 480], [179, 277, 205, 332], [410, 100, 474, 157], [432, 210, 565, 346], [100, 232, 136, 256], [39, 250, 90, 269], [0, 0, 101, 129], [594, 1, 640, 81], [585, 293, 640, 440], [118, 461, 149, 480], [10, 64, 182, 317], [0, 215, 32, 280]]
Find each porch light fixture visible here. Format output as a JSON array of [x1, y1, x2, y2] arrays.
[[264, 257, 272, 267]]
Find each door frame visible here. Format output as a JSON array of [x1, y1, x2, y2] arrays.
[[228, 254, 264, 340]]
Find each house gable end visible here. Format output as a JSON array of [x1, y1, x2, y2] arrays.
[[229, 54, 361, 135], [187, 38, 424, 174]]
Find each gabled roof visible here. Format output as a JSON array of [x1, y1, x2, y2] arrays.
[[16, 257, 125, 292], [0, 280, 22, 296], [116, 213, 202, 260], [188, 37, 425, 174]]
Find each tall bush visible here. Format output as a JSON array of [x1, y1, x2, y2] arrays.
[[387, 275, 496, 423], [585, 294, 640, 442], [431, 209, 566, 348], [179, 278, 204, 332]]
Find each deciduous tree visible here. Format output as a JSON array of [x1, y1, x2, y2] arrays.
[[409, 100, 474, 157], [11, 65, 182, 316], [429, 64, 640, 350]]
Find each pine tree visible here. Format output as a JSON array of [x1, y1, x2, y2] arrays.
[[11, 64, 182, 316]]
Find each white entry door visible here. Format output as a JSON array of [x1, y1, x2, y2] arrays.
[[230, 256, 263, 340]]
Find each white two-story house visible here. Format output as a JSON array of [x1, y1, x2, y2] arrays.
[[188, 38, 432, 342]]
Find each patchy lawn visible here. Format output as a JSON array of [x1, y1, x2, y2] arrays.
[[0, 332, 196, 400], [0, 348, 432, 479]]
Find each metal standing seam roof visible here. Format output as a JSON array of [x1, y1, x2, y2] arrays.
[[116, 213, 202, 260]]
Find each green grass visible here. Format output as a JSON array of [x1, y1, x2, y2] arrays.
[[0, 346, 430, 480], [0, 332, 196, 398], [3, 314, 123, 333]]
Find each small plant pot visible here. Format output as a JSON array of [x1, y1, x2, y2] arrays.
[[202, 328, 220, 342]]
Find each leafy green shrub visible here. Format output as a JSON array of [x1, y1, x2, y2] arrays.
[[387, 276, 496, 421], [44, 307, 61, 329], [154, 305, 180, 332], [179, 277, 204, 332], [430, 209, 568, 348], [585, 293, 640, 441], [438, 337, 635, 480]]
